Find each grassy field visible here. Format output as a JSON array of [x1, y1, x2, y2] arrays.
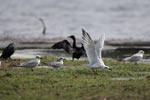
[[0, 56, 150, 100]]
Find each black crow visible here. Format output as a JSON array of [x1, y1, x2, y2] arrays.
[[0, 43, 15, 59]]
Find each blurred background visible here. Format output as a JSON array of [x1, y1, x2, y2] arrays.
[[0, 0, 150, 42]]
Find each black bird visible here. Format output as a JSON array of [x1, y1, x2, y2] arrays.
[[51, 40, 73, 53], [68, 35, 85, 61], [72, 43, 85, 61], [0, 43, 15, 59]]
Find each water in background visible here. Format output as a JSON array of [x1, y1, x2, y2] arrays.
[[0, 0, 150, 41]]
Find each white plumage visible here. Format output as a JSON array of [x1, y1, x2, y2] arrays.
[[82, 29, 111, 71], [123, 50, 144, 62], [19, 55, 41, 68], [50, 58, 65, 68]]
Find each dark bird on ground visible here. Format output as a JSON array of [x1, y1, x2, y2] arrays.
[[51, 40, 73, 53], [0, 43, 15, 59], [39, 18, 46, 35], [68, 35, 85, 61]]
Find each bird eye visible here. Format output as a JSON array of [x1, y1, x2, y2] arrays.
[[103, 67, 108, 70]]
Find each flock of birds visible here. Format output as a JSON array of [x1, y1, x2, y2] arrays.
[[0, 28, 145, 73]]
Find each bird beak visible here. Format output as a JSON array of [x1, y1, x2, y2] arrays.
[[39, 57, 42, 59], [109, 68, 112, 71]]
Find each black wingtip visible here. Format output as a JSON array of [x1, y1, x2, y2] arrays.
[[82, 28, 85, 33], [82, 29, 92, 40], [39, 18, 42, 21], [82, 28, 86, 36]]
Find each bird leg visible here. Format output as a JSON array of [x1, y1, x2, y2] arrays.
[[91, 68, 98, 74], [31, 68, 34, 71], [134, 62, 138, 65], [72, 57, 74, 61]]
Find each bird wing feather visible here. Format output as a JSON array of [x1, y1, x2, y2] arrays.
[[51, 62, 62, 67], [20, 59, 38, 67], [1, 45, 14, 57], [95, 33, 105, 58], [95, 33, 105, 66], [82, 30, 99, 65]]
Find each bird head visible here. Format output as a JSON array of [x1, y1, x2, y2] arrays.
[[35, 55, 42, 59], [68, 35, 75, 39], [138, 50, 144, 54], [102, 65, 112, 70], [58, 58, 66, 61]]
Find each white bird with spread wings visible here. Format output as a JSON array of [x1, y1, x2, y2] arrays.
[[82, 29, 111, 73]]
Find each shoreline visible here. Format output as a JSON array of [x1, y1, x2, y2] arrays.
[[0, 36, 150, 60], [0, 36, 150, 49]]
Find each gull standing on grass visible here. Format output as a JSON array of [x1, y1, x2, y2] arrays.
[[82, 29, 111, 74], [123, 50, 144, 63], [18, 55, 41, 71], [50, 58, 65, 68]]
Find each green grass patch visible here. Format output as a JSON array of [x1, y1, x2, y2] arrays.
[[0, 56, 150, 100]]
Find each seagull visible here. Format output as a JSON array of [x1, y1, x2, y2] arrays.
[[82, 29, 111, 73], [0, 43, 15, 60], [50, 58, 65, 68], [123, 50, 144, 62], [18, 55, 41, 71]]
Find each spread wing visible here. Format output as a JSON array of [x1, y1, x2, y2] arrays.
[[82, 29, 99, 65], [51, 41, 64, 49], [95, 33, 105, 58]]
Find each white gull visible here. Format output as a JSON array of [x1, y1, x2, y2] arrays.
[[18, 55, 41, 70], [50, 58, 65, 68], [123, 50, 144, 62], [82, 29, 111, 73]]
